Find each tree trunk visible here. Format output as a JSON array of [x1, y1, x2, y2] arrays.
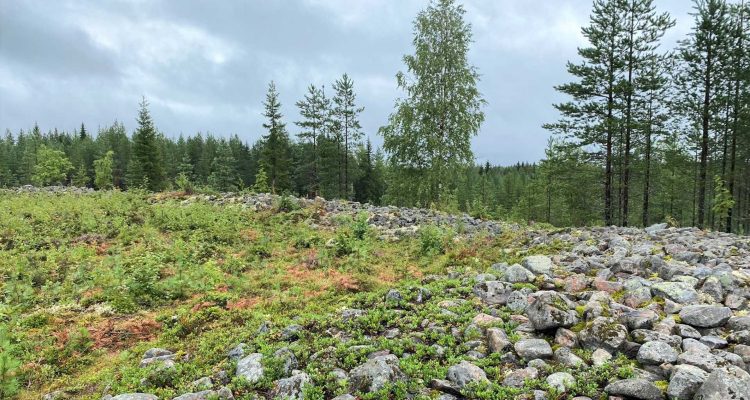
[[697, 41, 713, 229]]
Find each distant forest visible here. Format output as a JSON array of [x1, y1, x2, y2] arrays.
[[0, 0, 748, 234]]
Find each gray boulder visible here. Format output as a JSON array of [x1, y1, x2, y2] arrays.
[[522, 255, 553, 276], [349, 355, 405, 393], [579, 317, 628, 353], [236, 353, 264, 384], [637, 341, 678, 365], [472, 281, 512, 305], [503, 264, 535, 283], [446, 361, 488, 388], [666, 364, 708, 400], [651, 282, 699, 305], [269, 372, 311, 400], [604, 379, 664, 400], [693, 365, 750, 400], [514, 339, 553, 360], [526, 291, 578, 331], [679, 305, 732, 328], [110, 395, 158, 400], [546, 372, 575, 392]]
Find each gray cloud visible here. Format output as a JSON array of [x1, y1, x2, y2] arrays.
[[0, 0, 693, 164]]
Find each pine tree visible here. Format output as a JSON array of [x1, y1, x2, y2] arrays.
[[545, 0, 625, 226], [617, 0, 675, 226], [295, 84, 330, 197], [381, 0, 485, 207], [127, 97, 165, 191], [260, 82, 292, 194], [79, 122, 87, 140], [675, 0, 731, 228], [332, 74, 364, 199]]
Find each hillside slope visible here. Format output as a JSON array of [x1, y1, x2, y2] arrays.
[[1, 189, 749, 400]]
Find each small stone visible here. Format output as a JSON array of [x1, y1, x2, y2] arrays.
[[592, 348, 612, 367], [385, 289, 403, 302], [269, 372, 311, 400], [502, 367, 538, 388], [486, 327, 510, 353], [472, 313, 502, 327], [503, 264, 536, 283]]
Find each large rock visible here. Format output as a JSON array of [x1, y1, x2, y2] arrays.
[[526, 291, 578, 331], [546, 372, 575, 392], [446, 361, 488, 388], [578, 317, 628, 353], [667, 364, 708, 400], [637, 341, 678, 365], [604, 379, 664, 400], [693, 365, 750, 400], [472, 281, 512, 305], [514, 339, 553, 360], [679, 305, 732, 328], [502, 264, 535, 283], [236, 353, 264, 384], [349, 355, 405, 393], [110, 395, 158, 400], [269, 372, 311, 400], [486, 327, 511, 353], [677, 350, 729, 372], [651, 282, 699, 305], [522, 255, 553, 276]]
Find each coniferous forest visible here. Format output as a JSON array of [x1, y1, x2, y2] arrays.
[[1, 0, 749, 233]]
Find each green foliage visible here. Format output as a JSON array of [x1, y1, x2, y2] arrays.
[[0, 326, 20, 399], [712, 175, 735, 230], [260, 81, 292, 194], [381, 0, 484, 207], [32, 145, 74, 186], [252, 167, 270, 193], [128, 97, 165, 191], [94, 150, 115, 190]]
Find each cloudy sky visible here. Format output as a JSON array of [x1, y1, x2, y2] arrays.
[[0, 0, 694, 164]]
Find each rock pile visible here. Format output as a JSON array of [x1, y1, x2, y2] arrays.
[[103, 222, 750, 399]]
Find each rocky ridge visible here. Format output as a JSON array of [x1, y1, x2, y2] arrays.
[[23, 188, 750, 399]]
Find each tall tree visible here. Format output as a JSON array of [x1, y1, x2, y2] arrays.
[[295, 84, 330, 197], [208, 140, 239, 192], [353, 139, 385, 204], [675, 0, 730, 228], [32, 145, 73, 186], [617, 0, 675, 226], [545, 0, 624, 225], [332, 74, 364, 199], [127, 97, 165, 191], [381, 0, 484, 207], [94, 150, 115, 190], [260, 81, 291, 193]]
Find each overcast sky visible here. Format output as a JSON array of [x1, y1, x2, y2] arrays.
[[0, 0, 695, 164]]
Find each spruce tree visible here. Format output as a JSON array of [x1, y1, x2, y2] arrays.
[[354, 139, 384, 204], [260, 81, 291, 194], [127, 97, 165, 191], [208, 140, 239, 192], [381, 0, 485, 207]]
